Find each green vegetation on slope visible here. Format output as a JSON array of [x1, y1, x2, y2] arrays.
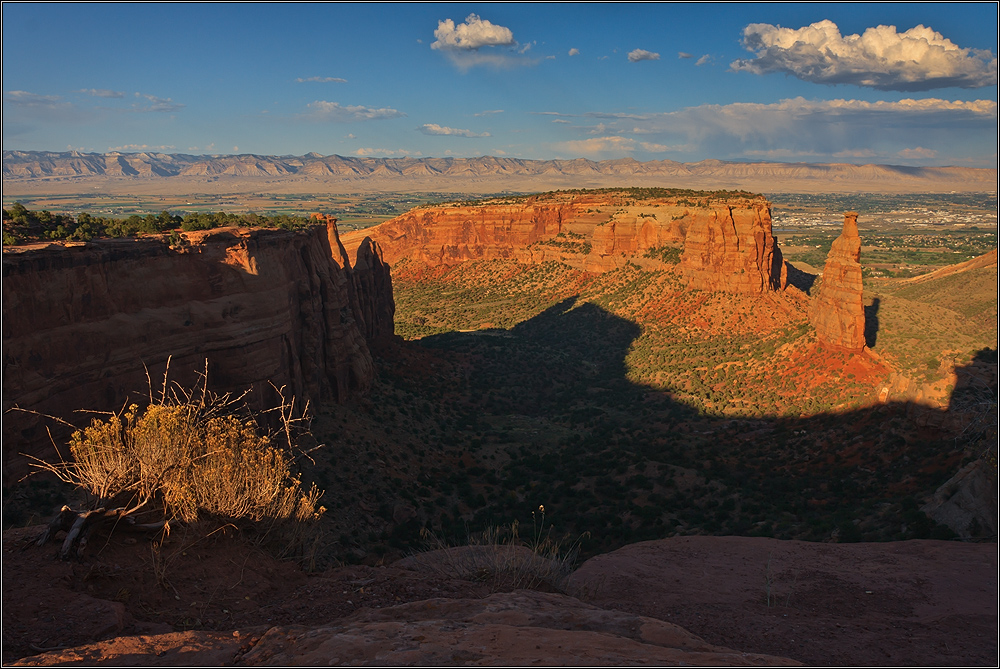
[[865, 263, 998, 384], [2, 202, 313, 245], [307, 255, 991, 561]]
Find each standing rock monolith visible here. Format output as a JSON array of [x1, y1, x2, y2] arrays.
[[809, 212, 866, 351]]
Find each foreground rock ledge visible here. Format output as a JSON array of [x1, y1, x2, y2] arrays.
[[14, 590, 798, 667]]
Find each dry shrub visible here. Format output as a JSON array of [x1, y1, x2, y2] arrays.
[[40, 364, 324, 558], [68, 405, 322, 525], [409, 511, 588, 593]]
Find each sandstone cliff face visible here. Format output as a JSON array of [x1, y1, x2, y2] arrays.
[[349, 200, 578, 267], [310, 213, 396, 350], [342, 192, 785, 292], [2, 221, 391, 475], [677, 204, 786, 293], [809, 212, 866, 351]]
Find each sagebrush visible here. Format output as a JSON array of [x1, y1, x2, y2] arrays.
[[39, 365, 324, 535]]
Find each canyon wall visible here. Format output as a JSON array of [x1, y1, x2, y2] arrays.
[[2, 220, 393, 475], [809, 212, 866, 351], [342, 191, 785, 292]]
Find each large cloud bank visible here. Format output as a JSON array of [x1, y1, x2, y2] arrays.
[[731, 20, 997, 91], [549, 97, 996, 161]]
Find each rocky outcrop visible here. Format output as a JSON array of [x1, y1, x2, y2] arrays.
[[343, 199, 582, 268], [2, 220, 390, 477], [13, 591, 799, 666], [809, 212, 865, 351], [349, 237, 396, 349], [922, 458, 998, 539], [343, 190, 786, 293], [566, 535, 998, 667], [677, 204, 786, 293], [230, 591, 799, 666], [311, 213, 396, 350]]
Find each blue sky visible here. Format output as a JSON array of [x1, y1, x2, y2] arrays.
[[3, 3, 997, 166]]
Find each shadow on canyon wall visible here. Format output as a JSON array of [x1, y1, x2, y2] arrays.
[[864, 297, 881, 349]]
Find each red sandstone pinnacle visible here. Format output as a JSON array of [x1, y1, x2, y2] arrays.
[[809, 212, 866, 351]]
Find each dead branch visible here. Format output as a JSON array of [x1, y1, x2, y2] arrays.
[[35, 505, 167, 560]]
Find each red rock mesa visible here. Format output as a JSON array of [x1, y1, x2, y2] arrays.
[[342, 190, 786, 294]]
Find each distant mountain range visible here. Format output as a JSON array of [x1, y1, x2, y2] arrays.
[[3, 150, 995, 193]]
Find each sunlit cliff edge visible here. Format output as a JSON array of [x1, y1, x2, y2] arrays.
[[2, 220, 393, 477]]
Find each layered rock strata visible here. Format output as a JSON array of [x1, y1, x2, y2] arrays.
[[678, 204, 786, 292], [2, 219, 392, 476], [809, 212, 866, 351], [342, 191, 786, 292]]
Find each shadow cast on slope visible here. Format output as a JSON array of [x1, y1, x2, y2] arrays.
[[406, 298, 995, 551], [784, 263, 817, 294], [864, 297, 880, 348]]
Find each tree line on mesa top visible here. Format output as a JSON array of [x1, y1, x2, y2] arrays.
[[2, 202, 312, 245]]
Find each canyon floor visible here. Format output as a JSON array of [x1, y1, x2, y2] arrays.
[[4, 523, 996, 666]]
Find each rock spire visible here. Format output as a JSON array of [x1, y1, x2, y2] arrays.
[[809, 212, 866, 351]]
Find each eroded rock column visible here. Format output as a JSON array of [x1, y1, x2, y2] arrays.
[[809, 212, 866, 351]]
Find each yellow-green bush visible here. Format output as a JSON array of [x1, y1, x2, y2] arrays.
[[66, 401, 323, 525]]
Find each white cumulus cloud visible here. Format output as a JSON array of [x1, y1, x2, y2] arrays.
[[731, 20, 998, 91], [833, 149, 877, 159], [640, 141, 688, 152], [432, 14, 514, 50], [628, 49, 660, 63], [556, 136, 637, 156], [132, 93, 185, 113], [305, 100, 406, 122], [568, 48, 580, 56], [418, 123, 490, 138], [431, 14, 536, 70], [897, 146, 938, 159], [4, 90, 64, 107], [107, 143, 176, 152]]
